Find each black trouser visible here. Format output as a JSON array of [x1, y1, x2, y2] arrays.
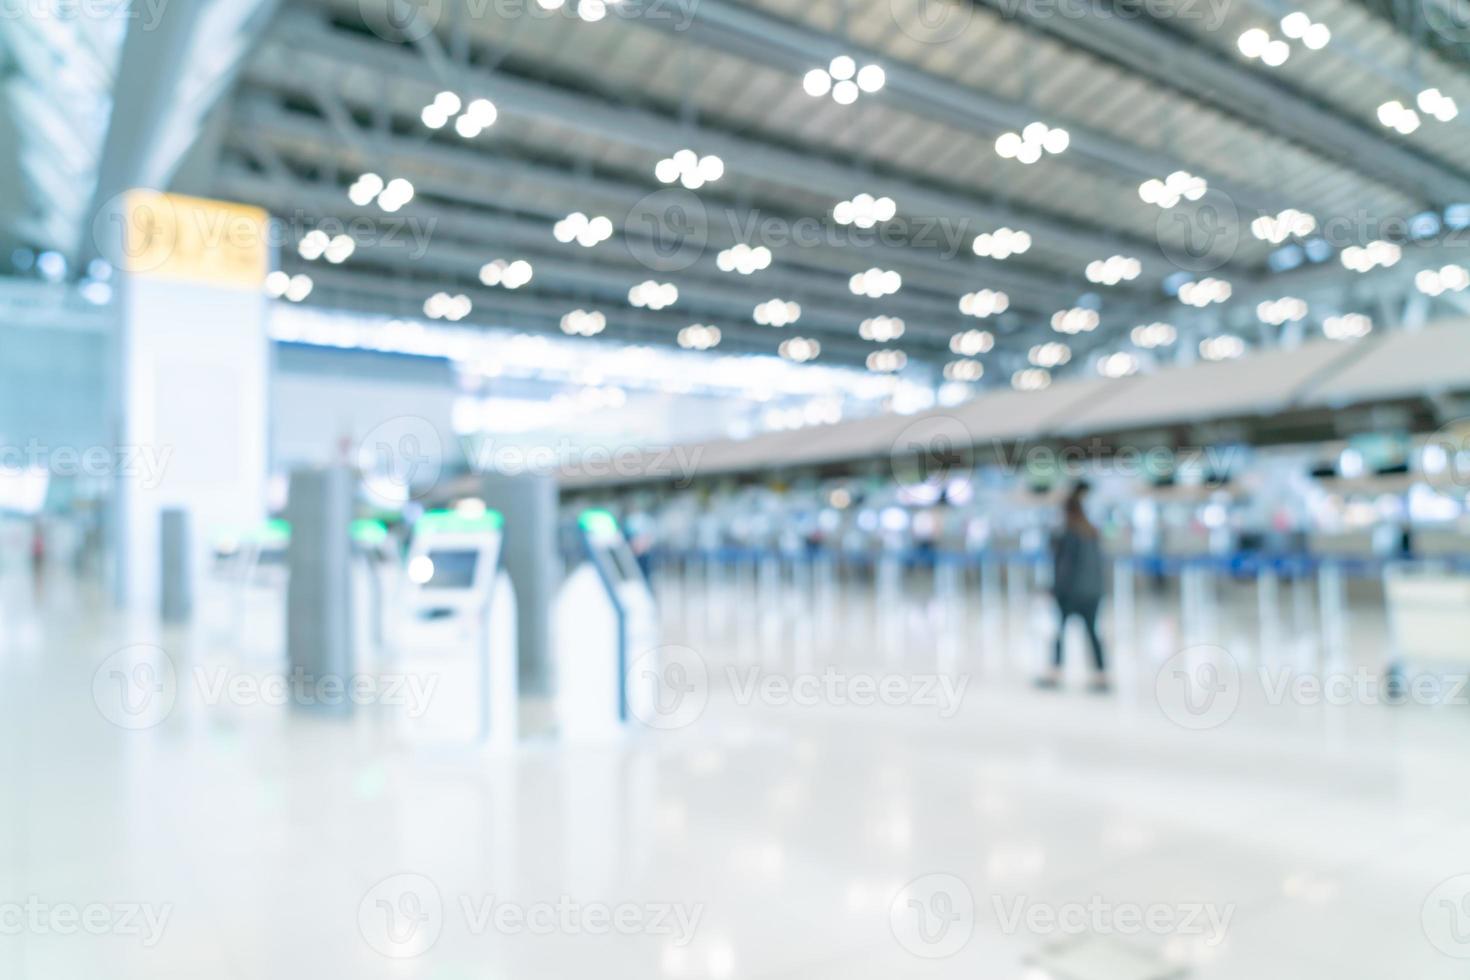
[[1054, 595, 1105, 671]]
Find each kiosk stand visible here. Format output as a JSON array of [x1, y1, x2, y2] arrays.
[[403, 509, 518, 749], [554, 509, 659, 738]]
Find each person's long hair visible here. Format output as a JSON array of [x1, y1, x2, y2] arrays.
[[1064, 493, 1098, 537]]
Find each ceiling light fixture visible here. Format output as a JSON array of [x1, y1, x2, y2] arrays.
[[754, 299, 801, 326], [994, 121, 1070, 164], [972, 227, 1031, 260], [834, 194, 897, 229], [655, 149, 725, 189], [803, 56, 885, 104]]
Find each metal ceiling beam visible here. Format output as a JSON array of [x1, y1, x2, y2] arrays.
[[283, 263, 900, 365], [230, 99, 1106, 311], [267, 13, 1200, 275], [635, 0, 1286, 215], [215, 163, 1105, 340], [968, 0, 1470, 206]]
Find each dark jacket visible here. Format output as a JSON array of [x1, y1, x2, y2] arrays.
[[1052, 527, 1104, 604]]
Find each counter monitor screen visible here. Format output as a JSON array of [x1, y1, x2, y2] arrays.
[[423, 549, 479, 589]]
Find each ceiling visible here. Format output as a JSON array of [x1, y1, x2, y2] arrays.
[[8, 0, 1470, 379]]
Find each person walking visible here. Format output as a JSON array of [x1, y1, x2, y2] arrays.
[[1036, 488, 1107, 692]]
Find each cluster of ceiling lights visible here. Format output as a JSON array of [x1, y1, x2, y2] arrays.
[[424, 292, 472, 321], [1199, 335, 1246, 361], [866, 350, 907, 373], [1030, 342, 1072, 368], [1251, 208, 1317, 243], [944, 359, 984, 382], [778, 337, 821, 362], [1178, 277, 1232, 307], [1138, 172, 1208, 209], [859, 316, 905, 342], [849, 267, 902, 298], [716, 244, 772, 275], [348, 173, 415, 212], [972, 227, 1031, 260], [1376, 100, 1423, 135], [833, 194, 897, 228], [560, 309, 607, 336], [1131, 322, 1177, 348], [1415, 263, 1470, 296], [1378, 89, 1458, 135], [265, 271, 313, 303], [1084, 255, 1141, 285], [1414, 88, 1459, 122], [994, 122, 1069, 164], [1256, 296, 1308, 325], [677, 324, 721, 350], [1280, 12, 1331, 48], [479, 259, 533, 289], [553, 212, 615, 248], [297, 230, 355, 264], [531, 0, 618, 21], [421, 91, 497, 137], [628, 280, 679, 310], [1097, 352, 1139, 378], [1340, 240, 1401, 272], [1013, 368, 1051, 391], [950, 328, 995, 356], [1323, 313, 1373, 341], [958, 288, 1009, 318], [1237, 28, 1292, 66], [754, 299, 802, 326], [1052, 307, 1100, 334], [803, 56, 886, 104], [655, 149, 725, 189]]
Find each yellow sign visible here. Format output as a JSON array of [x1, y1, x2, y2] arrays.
[[118, 190, 268, 288]]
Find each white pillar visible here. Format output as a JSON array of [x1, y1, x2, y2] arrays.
[[112, 191, 270, 611]]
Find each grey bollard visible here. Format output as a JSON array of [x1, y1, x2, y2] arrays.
[[479, 472, 557, 697], [159, 507, 192, 624], [285, 466, 356, 713]]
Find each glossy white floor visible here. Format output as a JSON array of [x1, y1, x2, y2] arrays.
[[3, 559, 1470, 979]]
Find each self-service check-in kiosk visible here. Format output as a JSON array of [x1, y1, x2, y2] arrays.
[[554, 509, 659, 738], [402, 508, 517, 748]]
